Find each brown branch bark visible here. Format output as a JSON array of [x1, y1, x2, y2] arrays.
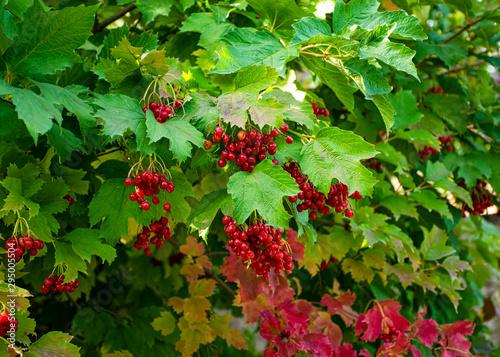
[[92, 3, 137, 34], [443, 5, 500, 44]]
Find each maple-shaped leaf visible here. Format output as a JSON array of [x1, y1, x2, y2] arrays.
[[151, 311, 176, 337], [310, 311, 343, 347], [209, 313, 247, 350], [0, 283, 31, 312], [168, 296, 211, 323], [440, 335, 472, 357], [342, 258, 375, 283], [64, 228, 117, 265], [188, 278, 216, 298], [235, 293, 273, 324], [376, 334, 411, 356], [262, 89, 315, 130], [355, 300, 410, 342], [302, 333, 333, 356], [145, 112, 205, 163], [28, 331, 80, 357], [102, 351, 134, 357], [180, 236, 205, 257], [217, 65, 282, 129], [285, 229, 305, 262], [332, 344, 358, 357], [299, 127, 378, 196], [227, 160, 300, 229], [175, 317, 216, 357], [93, 93, 145, 138], [440, 321, 474, 337], [411, 310, 439, 347], [54, 239, 87, 282], [321, 291, 357, 327], [277, 300, 311, 337], [421, 225, 455, 261], [180, 255, 212, 282]]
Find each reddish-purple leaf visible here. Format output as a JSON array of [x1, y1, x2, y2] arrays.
[[440, 321, 475, 337], [302, 333, 333, 357]]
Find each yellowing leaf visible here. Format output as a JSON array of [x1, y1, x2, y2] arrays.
[[151, 311, 176, 336]]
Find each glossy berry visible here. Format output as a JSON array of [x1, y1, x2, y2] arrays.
[[125, 178, 133, 186], [218, 158, 227, 167], [204, 140, 212, 149], [141, 202, 150, 211], [237, 130, 246, 141], [285, 136, 293, 144], [163, 202, 171, 211]]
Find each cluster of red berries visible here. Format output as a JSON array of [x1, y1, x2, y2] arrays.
[[134, 217, 172, 256], [319, 257, 337, 270], [142, 100, 182, 123], [222, 216, 294, 280], [169, 252, 185, 267], [311, 102, 329, 118], [283, 162, 360, 219], [5, 235, 45, 262], [378, 326, 399, 343], [205, 125, 293, 172], [459, 179, 493, 217], [64, 194, 75, 206], [0, 313, 17, 338], [365, 158, 383, 172], [428, 86, 444, 95], [418, 136, 453, 160], [41, 275, 79, 294], [125, 171, 174, 212]]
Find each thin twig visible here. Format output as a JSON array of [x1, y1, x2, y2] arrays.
[[203, 267, 236, 297], [92, 3, 137, 33], [443, 5, 500, 44], [96, 147, 125, 157]]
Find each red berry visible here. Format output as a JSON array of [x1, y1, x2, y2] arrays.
[[288, 196, 297, 203], [33, 239, 44, 250], [174, 100, 182, 108], [160, 111, 170, 120], [163, 203, 171, 211], [204, 140, 212, 149], [285, 136, 293, 144], [167, 182, 175, 193], [256, 14, 260, 19], [222, 215, 232, 224], [152, 197, 160, 205], [218, 158, 227, 167], [156, 117, 163, 123], [281, 123, 289, 132], [130, 192, 137, 201], [223, 134, 230, 143], [215, 127, 223, 136], [344, 209, 354, 218], [141, 202, 150, 211], [29, 248, 37, 256], [324, 110, 330, 117], [149, 102, 158, 110], [271, 129, 279, 138], [446, 145, 452, 152], [164, 106, 172, 115], [237, 131, 246, 141]]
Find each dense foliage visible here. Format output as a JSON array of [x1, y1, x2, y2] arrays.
[[0, 0, 500, 356]]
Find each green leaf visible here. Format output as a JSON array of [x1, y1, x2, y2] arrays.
[[58, 167, 90, 195], [93, 57, 140, 87], [372, 94, 396, 134], [88, 179, 153, 245], [290, 17, 332, 45], [423, 94, 468, 134], [145, 114, 205, 163], [421, 226, 455, 261], [388, 90, 423, 129], [414, 43, 467, 68], [379, 195, 418, 220], [136, 0, 174, 23], [0, 80, 62, 143], [227, 160, 300, 229], [151, 311, 176, 337], [141, 49, 170, 76], [300, 54, 357, 112], [187, 190, 232, 242], [426, 161, 452, 182], [342, 258, 375, 283], [331, 0, 379, 35], [344, 58, 392, 98], [434, 178, 473, 207], [354, 11, 427, 41], [443, 153, 492, 188], [1, 163, 43, 217], [247, 98, 284, 128], [299, 127, 378, 197], [4, 2, 99, 76], [180, 13, 234, 58], [94, 94, 145, 138], [46, 125, 83, 162], [359, 27, 418, 80], [27, 331, 80, 357], [410, 190, 452, 220], [65, 228, 117, 265], [211, 28, 297, 75], [110, 36, 143, 62], [54, 239, 87, 281], [262, 89, 315, 130], [34, 82, 95, 137], [398, 129, 442, 149], [0, 282, 31, 311], [246, 0, 308, 34]]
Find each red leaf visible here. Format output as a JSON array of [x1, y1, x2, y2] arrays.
[[277, 300, 310, 337], [440, 334, 472, 357], [333, 343, 357, 357], [412, 311, 439, 347], [321, 291, 357, 326], [302, 333, 333, 357], [410, 345, 422, 357], [310, 311, 343, 347], [259, 311, 283, 341], [376, 335, 411, 356], [359, 350, 372, 357], [440, 321, 475, 337], [356, 310, 383, 341], [286, 229, 305, 262]]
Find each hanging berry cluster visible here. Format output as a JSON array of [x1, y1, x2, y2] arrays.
[[418, 135, 453, 160], [458, 179, 494, 217], [41, 275, 79, 294], [134, 217, 172, 256], [205, 124, 293, 172], [365, 158, 383, 172], [5, 234, 44, 262], [125, 157, 174, 212], [141, 75, 187, 123], [283, 162, 361, 219], [311, 102, 329, 118], [0, 312, 17, 338], [222, 215, 294, 280], [319, 257, 337, 270]]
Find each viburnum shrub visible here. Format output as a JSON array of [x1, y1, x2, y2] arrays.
[[0, 0, 499, 356]]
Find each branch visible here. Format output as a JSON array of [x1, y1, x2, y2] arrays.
[[421, 59, 486, 79], [203, 267, 236, 297], [443, 5, 500, 44], [92, 3, 137, 33], [96, 147, 125, 157]]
